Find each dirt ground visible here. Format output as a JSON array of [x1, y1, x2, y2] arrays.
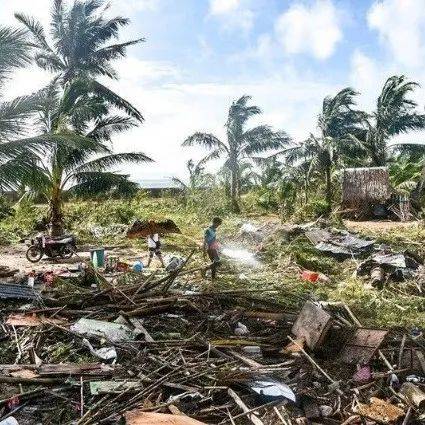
[[0, 243, 150, 276]]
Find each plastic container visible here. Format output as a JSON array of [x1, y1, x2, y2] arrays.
[[27, 270, 35, 287], [90, 248, 105, 268], [132, 260, 144, 273]]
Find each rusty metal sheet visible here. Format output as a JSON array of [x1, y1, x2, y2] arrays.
[[340, 328, 388, 364], [292, 301, 332, 350]]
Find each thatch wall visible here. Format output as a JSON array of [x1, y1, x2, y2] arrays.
[[342, 167, 391, 209]]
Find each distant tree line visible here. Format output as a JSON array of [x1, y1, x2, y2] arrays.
[[182, 77, 425, 213]]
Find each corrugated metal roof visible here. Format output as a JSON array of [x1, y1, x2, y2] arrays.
[[0, 283, 38, 300]]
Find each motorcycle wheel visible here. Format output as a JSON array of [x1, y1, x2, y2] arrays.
[[26, 246, 43, 263], [61, 243, 75, 259]]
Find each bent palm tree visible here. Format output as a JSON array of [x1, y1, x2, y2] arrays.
[[355, 76, 425, 166], [286, 88, 364, 211], [183, 95, 290, 212]]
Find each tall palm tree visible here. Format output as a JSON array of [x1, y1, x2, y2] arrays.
[[11, 0, 149, 234], [286, 88, 364, 211], [22, 79, 152, 235], [15, 0, 143, 121], [355, 76, 425, 166], [182, 95, 290, 212]]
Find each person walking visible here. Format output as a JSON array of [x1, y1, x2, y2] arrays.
[[203, 217, 222, 280], [146, 220, 165, 268]]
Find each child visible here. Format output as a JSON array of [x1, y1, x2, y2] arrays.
[[146, 232, 165, 268]]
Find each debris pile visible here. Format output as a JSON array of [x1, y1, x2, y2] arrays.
[[0, 258, 424, 424]]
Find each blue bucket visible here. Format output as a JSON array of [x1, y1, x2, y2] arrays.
[[90, 248, 105, 268]]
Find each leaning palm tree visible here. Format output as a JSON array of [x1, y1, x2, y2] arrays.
[[15, 0, 143, 121], [286, 88, 365, 211], [182, 95, 290, 212], [20, 79, 152, 235], [354, 76, 425, 166]]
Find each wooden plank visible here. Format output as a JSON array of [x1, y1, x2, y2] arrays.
[[227, 388, 265, 425], [38, 363, 115, 376], [291, 301, 332, 350]]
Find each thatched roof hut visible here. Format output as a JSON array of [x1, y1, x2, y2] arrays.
[[342, 167, 391, 211]]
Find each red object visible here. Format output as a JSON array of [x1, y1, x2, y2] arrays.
[[301, 270, 319, 283]]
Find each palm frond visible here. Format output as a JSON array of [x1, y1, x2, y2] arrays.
[[243, 126, 291, 155], [75, 152, 153, 173], [14, 13, 53, 52], [182, 132, 228, 152], [71, 78, 143, 122], [87, 115, 138, 142], [0, 93, 42, 140], [68, 171, 138, 197], [0, 26, 32, 79]]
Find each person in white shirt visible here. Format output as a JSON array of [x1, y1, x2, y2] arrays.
[[146, 233, 165, 267]]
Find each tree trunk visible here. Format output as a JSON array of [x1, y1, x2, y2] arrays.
[[230, 161, 240, 213], [325, 166, 332, 214], [49, 186, 64, 236], [304, 176, 309, 205]]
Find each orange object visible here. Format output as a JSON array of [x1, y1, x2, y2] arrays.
[[301, 270, 319, 283], [125, 411, 206, 425]]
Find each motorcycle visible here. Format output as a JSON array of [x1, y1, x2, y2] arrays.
[[26, 233, 77, 263]]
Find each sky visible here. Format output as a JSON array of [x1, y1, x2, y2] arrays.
[[1, 0, 425, 182]]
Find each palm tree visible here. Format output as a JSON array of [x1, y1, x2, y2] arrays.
[[11, 0, 149, 234], [389, 155, 424, 196], [182, 95, 290, 212], [22, 79, 152, 235], [286, 88, 365, 212], [15, 0, 143, 121], [355, 76, 425, 166]]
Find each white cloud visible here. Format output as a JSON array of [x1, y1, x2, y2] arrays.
[[209, 0, 240, 15], [114, 57, 180, 84], [368, 0, 425, 68], [349, 50, 381, 109], [0, 0, 51, 28], [110, 0, 161, 18], [208, 0, 254, 32], [105, 67, 341, 180], [275, 0, 342, 60]]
